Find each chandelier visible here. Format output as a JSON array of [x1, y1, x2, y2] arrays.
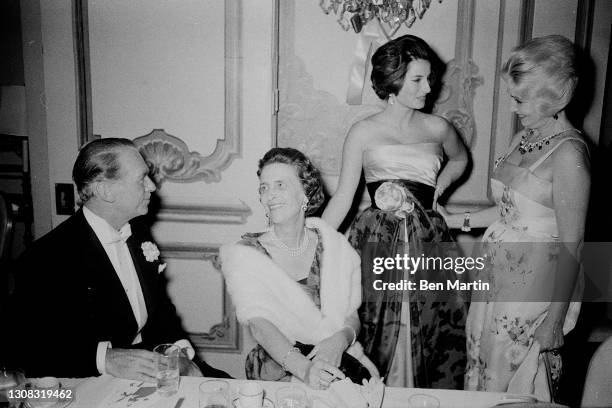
[[320, 0, 441, 36]]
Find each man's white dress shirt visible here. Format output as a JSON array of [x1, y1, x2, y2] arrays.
[[83, 206, 193, 374]]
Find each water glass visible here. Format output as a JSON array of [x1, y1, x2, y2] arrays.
[[154, 344, 180, 397], [238, 382, 264, 408], [199, 380, 229, 408], [275, 385, 307, 408]]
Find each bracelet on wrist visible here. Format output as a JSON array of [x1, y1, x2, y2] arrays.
[[461, 211, 471, 232], [280, 346, 301, 372]]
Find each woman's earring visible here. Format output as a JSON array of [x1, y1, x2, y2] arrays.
[[388, 96, 395, 106], [265, 212, 271, 227], [301, 200, 308, 212], [553, 113, 559, 120]]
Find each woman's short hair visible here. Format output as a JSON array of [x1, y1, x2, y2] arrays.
[[370, 34, 438, 100], [257, 147, 325, 215], [72, 138, 137, 203], [502, 35, 578, 117]]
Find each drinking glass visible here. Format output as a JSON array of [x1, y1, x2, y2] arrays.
[[275, 385, 307, 408], [154, 344, 180, 397], [238, 382, 264, 408], [199, 380, 229, 408]]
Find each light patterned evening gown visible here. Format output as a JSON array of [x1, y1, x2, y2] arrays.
[[465, 134, 586, 400]]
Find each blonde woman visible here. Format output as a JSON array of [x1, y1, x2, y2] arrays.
[[442, 35, 590, 400]]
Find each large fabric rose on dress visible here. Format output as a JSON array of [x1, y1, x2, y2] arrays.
[[374, 181, 415, 218]]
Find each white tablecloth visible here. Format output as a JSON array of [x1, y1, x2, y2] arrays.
[[56, 375, 540, 408]]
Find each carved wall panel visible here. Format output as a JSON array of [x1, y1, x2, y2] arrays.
[[159, 243, 239, 352], [74, 0, 242, 183], [73, 1, 248, 360], [277, 0, 482, 178], [432, 0, 484, 148]]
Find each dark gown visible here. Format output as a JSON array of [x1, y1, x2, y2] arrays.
[[348, 143, 467, 389]]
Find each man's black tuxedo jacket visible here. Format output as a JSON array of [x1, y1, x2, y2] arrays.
[[6, 209, 186, 378]]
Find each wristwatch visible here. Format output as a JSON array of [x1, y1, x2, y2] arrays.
[[461, 212, 471, 232]]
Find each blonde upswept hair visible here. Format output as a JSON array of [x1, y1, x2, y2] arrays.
[[502, 35, 578, 118]]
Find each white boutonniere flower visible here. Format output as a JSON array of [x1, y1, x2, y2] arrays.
[[158, 263, 167, 274], [141, 241, 160, 262]]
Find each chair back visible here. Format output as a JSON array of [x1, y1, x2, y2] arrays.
[[0, 192, 14, 261], [581, 336, 612, 407]]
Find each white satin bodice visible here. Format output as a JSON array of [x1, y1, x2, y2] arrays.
[[490, 175, 559, 239], [489, 135, 587, 239], [363, 143, 442, 187]]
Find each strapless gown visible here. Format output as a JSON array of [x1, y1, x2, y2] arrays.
[[465, 136, 585, 400], [348, 143, 467, 389]]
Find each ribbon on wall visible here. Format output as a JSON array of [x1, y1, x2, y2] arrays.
[[346, 19, 390, 105]]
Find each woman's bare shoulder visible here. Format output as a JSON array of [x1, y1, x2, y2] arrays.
[[552, 132, 590, 165], [346, 114, 389, 143], [419, 112, 455, 141]]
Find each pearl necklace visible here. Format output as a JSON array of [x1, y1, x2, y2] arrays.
[[270, 228, 310, 257], [518, 128, 574, 154]]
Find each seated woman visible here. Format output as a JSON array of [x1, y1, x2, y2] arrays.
[[220, 147, 378, 389]]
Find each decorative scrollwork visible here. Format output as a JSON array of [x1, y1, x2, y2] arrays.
[[434, 60, 483, 147], [134, 129, 205, 183]]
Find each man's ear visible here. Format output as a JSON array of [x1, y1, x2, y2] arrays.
[[93, 180, 115, 203]]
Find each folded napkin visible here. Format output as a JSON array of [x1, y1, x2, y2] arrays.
[[329, 378, 385, 408]]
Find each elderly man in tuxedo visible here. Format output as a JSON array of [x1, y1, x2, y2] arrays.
[[6, 138, 229, 380]]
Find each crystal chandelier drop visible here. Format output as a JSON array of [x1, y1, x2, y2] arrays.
[[320, 0, 441, 35]]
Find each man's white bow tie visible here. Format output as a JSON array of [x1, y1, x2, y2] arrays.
[[109, 224, 132, 244]]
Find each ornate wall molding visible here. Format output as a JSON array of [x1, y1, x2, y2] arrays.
[[433, 0, 484, 147], [73, 1, 243, 182], [278, 55, 382, 175], [133, 128, 245, 185], [158, 243, 240, 353], [72, 0, 93, 147], [157, 201, 251, 224], [277, 0, 482, 175], [276, 0, 383, 176]]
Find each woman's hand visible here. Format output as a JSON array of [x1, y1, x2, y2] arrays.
[[306, 331, 350, 367], [304, 359, 346, 390], [435, 204, 454, 226], [437, 205, 468, 230], [433, 184, 448, 211], [534, 316, 564, 352], [436, 203, 450, 218]]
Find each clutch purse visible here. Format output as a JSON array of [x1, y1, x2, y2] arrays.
[[294, 342, 372, 384]]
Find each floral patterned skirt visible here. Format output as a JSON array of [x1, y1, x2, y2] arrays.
[[465, 219, 581, 400], [348, 180, 467, 389]]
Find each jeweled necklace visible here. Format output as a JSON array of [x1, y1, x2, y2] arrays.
[[518, 128, 574, 154], [270, 227, 310, 257]]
